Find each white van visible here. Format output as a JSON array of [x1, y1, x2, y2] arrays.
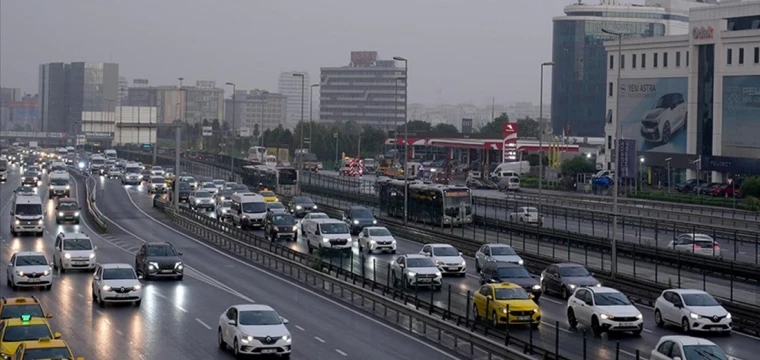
[[304, 218, 352, 254], [90, 155, 106, 174], [104, 149, 117, 160], [230, 193, 267, 229], [48, 171, 71, 197], [490, 161, 530, 178], [10, 194, 44, 236], [499, 176, 520, 192]]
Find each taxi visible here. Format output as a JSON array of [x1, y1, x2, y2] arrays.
[[0, 315, 60, 357], [0, 298, 51, 321], [259, 189, 278, 203], [6, 338, 82, 360], [472, 282, 541, 328]]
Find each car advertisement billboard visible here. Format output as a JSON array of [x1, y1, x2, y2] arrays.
[[618, 77, 688, 154], [722, 75, 760, 159]]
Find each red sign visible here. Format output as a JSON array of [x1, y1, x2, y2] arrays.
[[502, 122, 518, 139], [692, 26, 714, 40]]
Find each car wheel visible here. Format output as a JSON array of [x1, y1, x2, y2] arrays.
[[662, 121, 672, 143], [218, 328, 226, 349], [567, 309, 578, 328], [492, 311, 499, 328], [591, 317, 603, 336], [233, 338, 240, 357], [654, 309, 664, 327], [681, 317, 691, 334], [473, 305, 480, 322]]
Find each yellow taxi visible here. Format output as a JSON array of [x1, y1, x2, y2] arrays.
[[0, 298, 51, 321], [164, 172, 175, 187], [0, 315, 61, 357], [259, 189, 278, 203], [6, 338, 82, 360], [472, 282, 541, 328]]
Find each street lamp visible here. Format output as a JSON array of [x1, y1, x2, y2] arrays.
[[638, 156, 645, 194], [393, 56, 409, 224], [260, 90, 269, 147], [665, 157, 673, 193], [538, 61, 553, 220], [293, 73, 305, 193], [309, 84, 320, 153], [226, 82, 236, 178]]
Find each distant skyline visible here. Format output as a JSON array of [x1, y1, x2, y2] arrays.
[[1, 0, 648, 106]]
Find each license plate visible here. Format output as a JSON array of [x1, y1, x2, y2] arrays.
[[73, 261, 87, 265], [620, 322, 634, 327], [161, 270, 173, 273], [710, 328, 722, 331], [28, 278, 39, 283], [261, 349, 277, 354], [446, 267, 457, 271], [417, 278, 431, 283], [116, 293, 126, 298], [517, 316, 531, 321]]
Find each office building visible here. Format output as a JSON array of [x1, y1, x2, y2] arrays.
[[1, 90, 38, 132], [319, 51, 406, 129], [0, 87, 22, 106], [603, 0, 760, 183], [125, 81, 223, 125], [278, 71, 311, 128], [550, 0, 713, 138], [118, 76, 129, 105], [224, 89, 286, 136]]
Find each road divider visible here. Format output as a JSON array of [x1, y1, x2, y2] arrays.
[[69, 170, 107, 231]]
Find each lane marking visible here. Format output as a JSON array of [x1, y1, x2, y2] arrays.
[[643, 328, 653, 333], [195, 318, 212, 330], [77, 293, 84, 298], [295, 325, 305, 331], [115, 329, 124, 336], [540, 321, 571, 334], [620, 349, 647, 359], [96, 310, 105, 316], [314, 336, 325, 343], [335, 349, 348, 356]]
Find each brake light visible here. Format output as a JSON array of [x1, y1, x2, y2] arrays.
[[694, 244, 702, 249], [713, 244, 720, 250]]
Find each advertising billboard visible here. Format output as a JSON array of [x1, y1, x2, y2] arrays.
[[721, 75, 760, 159], [618, 77, 688, 154]]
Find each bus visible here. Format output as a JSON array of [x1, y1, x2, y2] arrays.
[[247, 146, 267, 162], [242, 165, 298, 196], [377, 179, 472, 226]]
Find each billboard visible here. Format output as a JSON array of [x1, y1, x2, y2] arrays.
[[617, 139, 637, 178], [722, 76, 760, 159], [618, 77, 688, 154]]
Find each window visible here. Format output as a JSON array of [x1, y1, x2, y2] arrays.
[[654, 52, 659, 67], [609, 55, 614, 69], [686, 50, 690, 66], [641, 53, 647, 68], [621, 54, 625, 69], [663, 52, 668, 67], [727, 48, 733, 65], [609, 82, 613, 97], [739, 48, 744, 65], [633, 54, 638, 68], [755, 47, 760, 64], [676, 51, 681, 67], [608, 135, 613, 150]]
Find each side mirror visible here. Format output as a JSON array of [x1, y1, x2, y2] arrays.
[[49, 262, 54, 267], [486, 295, 493, 300], [227, 319, 236, 326], [418, 251, 426, 256], [398, 263, 405, 268], [178, 252, 183, 256], [489, 279, 498, 283], [93, 276, 100, 280], [280, 317, 289, 324], [459, 252, 463, 256], [7, 263, 12, 267], [137, 275, 144, 280], [46, 312, 53, 318], [674, 303, 683, 309], [54, 332, 62, 339], [93, 246, 98, 251], [530, 294, 535, 300]]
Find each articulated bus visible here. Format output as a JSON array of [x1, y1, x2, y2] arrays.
[[247, 146, 267, 162], [377, 179, 472, 226], [243, 165, 298, 196]]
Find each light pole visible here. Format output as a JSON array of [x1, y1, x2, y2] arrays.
[[226, 82, 236, 178], [333, 133, 339, 169], [638, 156, 645, 194], [258, 90, 268, 147], [538, 61, 553, 218], [293, 73, 305, 193], [309, 84, 319, 153], [602, 27, 624, 277], [393, 56, 409, 224], [665, 157, 673, 193]]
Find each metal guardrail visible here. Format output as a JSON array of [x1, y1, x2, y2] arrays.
[[69, 170, 107, 231]]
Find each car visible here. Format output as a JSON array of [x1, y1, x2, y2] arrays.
[[223, 181, 237, 190], [54, 198, 80, 224], [650, 335, 731, 360], [212, 179, 226, 191], [172, 181, 192, 203], [507, 207, 543, 226], [8, 337, 83, 360], [390, 254, 442, 290], [479, 262, 542, 300], [667, 234, 721, 258], [0, 298, 51, 320], [188, 190, 215, 211], [20, 171, 39, 187], [475, 244, 524, 272], [540, 263, 600, 299], [298, 212, 330, 235], [135, 242, 184, 280], [640, 92, 687, 144], [231, 184, 249, 193], [303, 219, 352, 254], [6, 252, 52, 291], [566, 286, 643, 336], [215, 199, 232, 221], [147, 175, 167, 193], [472, 282, 540, 328], [52, 232, 97, 272], [288, 196, 317, 217], [91, 263, 143, 307], [122, 165, 142, 185], [264, 212, 297, 241], [358, 226, 397, 254], [12, 187, 34, 196], [675, 179, 700, 193], [140, 169, 152, 182], [341, 205, 377, 235], [150, 166, 164, 176], [217, 304, 292, 358], [258, 189, 277, 203], [107, 166, 123, 179], [419, 244, 466, 276], [200, 181, 218, 195], [654, 289, 732, 334], [178, 176, 198, 190], [0, 315, 61, 356], [215, 188, 234, 204], [266, 202, 287, 214], [25, 166, 41, 178]]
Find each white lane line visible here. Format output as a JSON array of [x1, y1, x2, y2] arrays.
[[175, 305, 189, 313], [540, 321, 572, 334], [115, 329, 124, 336], [314, 336, 325, 343], [77, 293, 84, 298], [643, 328, 654, 333], [335, 349, 348, 356], [295, 325, 305, 331], [153, 292, 167, 299], [195, 318, 212, 330], [96, 310, 105, 316], [620, 349, 647, 359], [541, 297, 564, 305]]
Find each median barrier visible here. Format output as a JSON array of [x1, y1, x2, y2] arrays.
[[68, 170, 107, 231]]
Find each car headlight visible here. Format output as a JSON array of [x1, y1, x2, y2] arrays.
[[33, 177, 38, 181], [636, 313, 643, 320], [296, 205, 302, 210], [600, 314, 610, 320], [568, 284, 577, 289], [148, 262, 159, 270], [532, 284, 541, 290], [518, 259, 524, 265], [292, 225, 298, 231], [726, 313, 732, 319], [502, 308, 508, 314], [372, 219, 377, 224], [435, 272, 442, 277], [64, 253, 71, 259], [75, 212, 80, 217], [407, 272, 416, 277], [175, 262, 183, 270], [282, 335, 291, 342], [370, 239, 376, 244], [58, 212, 64, 217], [595, 283, 602, 287], [37, 220, 43, 225], [15, 271, 24, 276], [353, 220, 359, 225], [460, 260, 466, 266], [14, 220, 20, 225], [102, 285, 112, 291], [133, 284, 141, 291], [65, 185, 70, 190], [89, 253, 95, 259], [43, 270, 50, 276], [690, 312, 701, 320], [313, 205, 317, 209], [322, 237, 330, 242]]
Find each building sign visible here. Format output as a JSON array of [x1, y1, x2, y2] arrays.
[[501, 122, 518, 162], [702, 155, 760, 175], [692, 26, 714, 40], [350, 51, 378, 66], [0, 131, 68, 139], [202, 126, 213, 136], [461, 118, 473, 134], [617, 139, 637, 178], [721, 76, 760, 158], [83, 132, 114, 139]]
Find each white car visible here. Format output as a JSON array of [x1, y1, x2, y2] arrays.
[[216, 200, 232, 221], [212, 179, 226, 191], [150, 166, 165, 176], [475, 244, 523, 272], [567, 286, 643, 336], [508, 207, 543, 226], [200, 182, 218, 195], [188, 190, 215, 210], [53, 232, 97, 272], [667, 233, 721, 258], [650, 335, 735, 360], [419, 243, 466, 276], [148, 175, 167, 193], [654, 289, 732, 334], [107, 166, 123, 179], [91, 263, 142, 307], [390, 254, 442, 290], [298, 212, 330, 235], [640, 92, 687, 144], [358, 226, 397, 254], [122, 171, 141, 185], [179, 176, 198, 190], [6, 251, 53, 290], [217, 304, 292, 358]]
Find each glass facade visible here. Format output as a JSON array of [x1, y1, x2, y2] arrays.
[[696, 45, 714, 157], [551, 19, 666, 137]]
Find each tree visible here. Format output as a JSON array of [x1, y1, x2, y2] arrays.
[[431, 123, 459, 136], [479, 113, 509, 135], [397, 120, 431, 133], [559, 155, 596, 189], [516, 117, 539, 138], [740, 177, 760, 198]]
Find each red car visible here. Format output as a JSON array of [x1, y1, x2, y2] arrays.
[[712, 184, 741, 198]]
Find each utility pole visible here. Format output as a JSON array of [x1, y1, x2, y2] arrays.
[[226, 82, 236, 178], [293, 73, 305, 193], [393, 56, 409, 225]]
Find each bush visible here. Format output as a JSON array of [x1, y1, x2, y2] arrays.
[[631, 191, 759, 212], [740, 177, 760, 198]]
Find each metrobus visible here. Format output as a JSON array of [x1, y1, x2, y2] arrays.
[[377, 179, 473, 226], [242, 165, 298, 196], [247, 146, 267, 162]]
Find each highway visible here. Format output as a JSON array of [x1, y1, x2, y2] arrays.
[[104, 171, 760, 360], [1, 165, 461, 360]]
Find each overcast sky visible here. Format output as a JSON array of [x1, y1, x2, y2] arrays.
[[1, 0, 643, 106]]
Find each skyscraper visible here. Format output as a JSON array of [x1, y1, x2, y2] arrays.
[[118, 76, 129, 105], [278, 71, 310, 129]]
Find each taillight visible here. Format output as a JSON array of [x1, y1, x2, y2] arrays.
[[713, 244, 720, 250], [694, 244, 702, 249]]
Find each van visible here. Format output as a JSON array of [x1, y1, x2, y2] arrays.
[[304, 218, 352, 254], [104, 149, 117, 160], [230, 193, 267, 229], [90, 155, 106, 174], [48, 171, 71, 197], [10, 194, 44, 236], [50, 161, 67, 172], [490, 161, 530, 178], [498, 176, 520, 192]]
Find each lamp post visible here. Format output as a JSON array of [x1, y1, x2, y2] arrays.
[[225, 82, 236, 178], [260, 90, 269, 147], [665, 157, 673, 193], [293, 73, 305, 193], [393, 56, 409, 224], [637, 156, 645, 194], [601, 27, 625, 277], [309, 84, 319, 153], [538, 61, 553, 218]]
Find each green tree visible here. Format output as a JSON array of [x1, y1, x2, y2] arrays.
[[516, 117, 539, 138], [479, 113, 509, 135], [740, 177, 760, 198], [431, 123, 459, 136], [560, 156, 596, 176]]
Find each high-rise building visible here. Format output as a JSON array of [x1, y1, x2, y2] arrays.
[[118, 76, 129, 105], [38, 62, 119, 134], [224, 89, 287, 136], [550, 0, 711, 137], [0, 87, 22, 107], [278, 71, 310, 128], [126, 81, 224, 125], [319, 51, 406, 129]]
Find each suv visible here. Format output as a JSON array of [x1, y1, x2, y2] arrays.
[[135, 242, 184, 280], [264, 212, 297, 241], [342, 205, 377, 235]]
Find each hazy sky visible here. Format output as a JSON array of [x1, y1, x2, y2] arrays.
[[1, 0, 643, 106]]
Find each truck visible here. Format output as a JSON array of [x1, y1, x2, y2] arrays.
[[29, 141, 39, 151], [293, 150, 321, 171]]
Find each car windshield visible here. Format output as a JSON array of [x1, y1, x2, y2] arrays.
[[22, 347, 72, 360], [151, 177, 166, 184], [2, 324, 52, 342], [15, 204, 42, 216], [213, 180, 225, 185], [682, 293, 720, 307], [432, 247, 459, 256], [272, 214, 295, 225], [260, 191, 275, 197], [126, 167, 140, 174], [179, 183, 191, 190], [102, 268, 137, 280], [407, 258, 436, 267], [497, 267, 532, 278], [524, 207, 538, 213], [268, 203, 285, 210], [91, 158, 105, 164], [203, 184, 216, 189], [369, 228, 392, 237], [50, 178, 68, 185], [490, 246, 517, 256], [238, 310, 282, 326], [152, 167, 163, 171], [350, 208, 373, 218], [233, 185, 248, 191], [28, 166, 40, 172], [682, 345, 728, 360], [295, 197, 314, 206], [23, 171, 36, 177], [320, 223, 349, 234], [593, 292, 631, 306], [16, 255, 47, 266], [242, 202, 266, 213], [183, 177, 196, 183], [221, 200, 232, 207], [494, 287, 530, 300], [147, 246, 177, 257], [194, 191, 211, 198], [0, 304, 44, 319], [58, 202, 77, 210], [63, 239, 92, 251], [559, 266, 589, 277]]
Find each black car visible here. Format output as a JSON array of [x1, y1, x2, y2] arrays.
[[21, 171, 39, 187], [55, 198, 81, 224], [342, 205, 377, 235], [266, 202, 287, 213], [265, 212, 297, 241], [480, 262, 541, 301], [140, 169, 152, 182], [231, 184, 249, 193], [540, 263, 600, 299], [171, 181, 192, 202], [288, 196, 317, 216], [135, 242, 184, 280]]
